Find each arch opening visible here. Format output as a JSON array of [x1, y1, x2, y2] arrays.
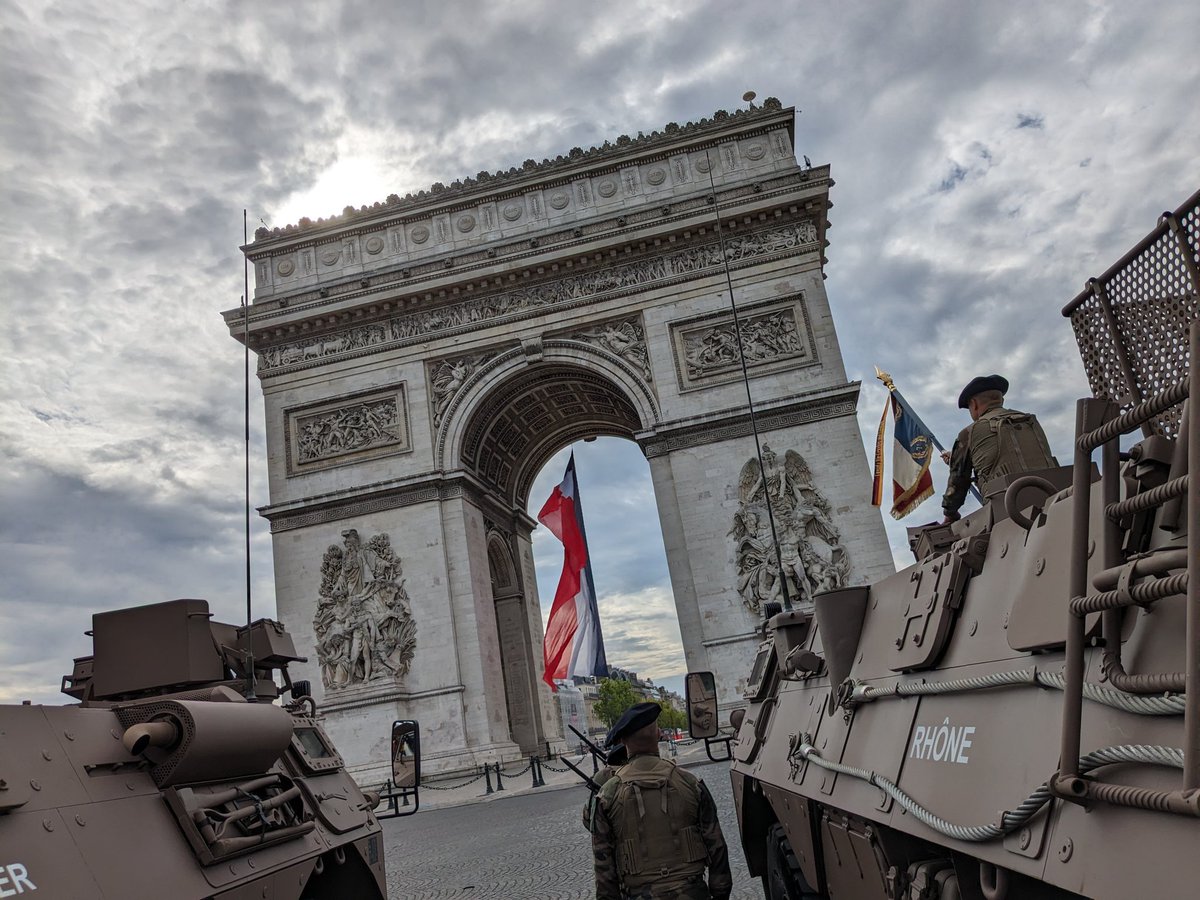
[[526, 438, 687, 719], [458, 362, 644, 508], [459, 362, 686, 739]]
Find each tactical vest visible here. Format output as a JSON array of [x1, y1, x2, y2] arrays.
[[599, 755, 707, 890], [971, 409, 1058, 482]]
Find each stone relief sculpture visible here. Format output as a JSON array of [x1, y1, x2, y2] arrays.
[[257, 220, 820, 373], [313, 528, 417, 691], [428, 350, 498, 429], [683, 308, 806, 379], [729, 446, 850, 613], [296, 397, 402, 464], [569, 318, 652, 381]]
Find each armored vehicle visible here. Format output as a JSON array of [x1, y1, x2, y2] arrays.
[[0, 599, 387, 898], [707, 190, 1200, 899]]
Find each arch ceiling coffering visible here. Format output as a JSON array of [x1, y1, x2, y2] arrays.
[[459, 364, 643, 507]]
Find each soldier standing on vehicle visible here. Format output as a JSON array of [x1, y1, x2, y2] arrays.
[[590, 702, 732, 900], [942, 374, 1058, 523]]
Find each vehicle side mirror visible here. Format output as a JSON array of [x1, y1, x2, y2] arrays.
[[391, 719, 421, 788], [685, 671, 719, 739]]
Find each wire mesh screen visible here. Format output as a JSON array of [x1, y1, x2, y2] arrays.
[[1066, 191, 1199, 436]]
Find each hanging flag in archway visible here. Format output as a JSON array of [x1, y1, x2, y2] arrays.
[[537, 452, 608, 691]]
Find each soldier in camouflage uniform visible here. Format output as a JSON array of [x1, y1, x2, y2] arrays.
[[590, 702, 732, 900], [942, 374, 1058, 523], [581, 742, 627, 829]]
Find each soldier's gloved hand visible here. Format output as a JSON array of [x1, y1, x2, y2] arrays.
[[940, 450, 951, 465], [941, 511, 960, 524]]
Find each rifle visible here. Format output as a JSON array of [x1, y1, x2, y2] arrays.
[[569, 724, 628, 767], [564, 724, 629, 792], [561, 754, 601, 793]]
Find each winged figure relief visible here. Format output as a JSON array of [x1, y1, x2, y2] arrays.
[[730, 447, 851, 613]]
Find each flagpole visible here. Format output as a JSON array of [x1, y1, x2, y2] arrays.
[[875, 368, 982, 504]]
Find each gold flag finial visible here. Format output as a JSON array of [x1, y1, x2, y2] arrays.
[[874, 366, 896, 392]]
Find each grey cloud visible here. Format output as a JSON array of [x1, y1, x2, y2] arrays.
[[3, 0, 1197, 705]]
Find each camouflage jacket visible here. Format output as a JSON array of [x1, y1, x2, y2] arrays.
[[943, 405, 1056, 517], [591, 754, 732, 900]]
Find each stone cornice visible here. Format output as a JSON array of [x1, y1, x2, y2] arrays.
[[260, 469, 506, 534], [248, 100, 793, 250], [637, 382, 861, 457], [223, 166, 831, 338], [246, 214, 825, 378], [321, 682, 465, 715]]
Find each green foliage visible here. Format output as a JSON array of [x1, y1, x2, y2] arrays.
[[593, 678, 640, 727], [658, 704, 687, 731]]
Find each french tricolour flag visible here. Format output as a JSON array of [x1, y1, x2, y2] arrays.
[[537, 453, 608, 691], [872, 391, 936, 519]]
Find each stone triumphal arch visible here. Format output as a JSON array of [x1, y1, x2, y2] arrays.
[[226, 99, 893, 782]]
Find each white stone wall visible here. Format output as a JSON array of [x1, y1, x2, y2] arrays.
[[650, 413, 895, 714], [269, 496, 524, 782]]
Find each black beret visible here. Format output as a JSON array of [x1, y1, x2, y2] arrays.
[[957, 374, 1009, 409], [605, 701, 662, 748]]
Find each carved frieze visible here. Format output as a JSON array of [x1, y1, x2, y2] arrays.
[[257, 220, 821, 374], [313, 528, 418, 691], [285, 385, 410, 476], [670, 294, 817, 392], [562, 316, 652, 382], [428, 349, 503, 430], [729, 447, 850, 614]]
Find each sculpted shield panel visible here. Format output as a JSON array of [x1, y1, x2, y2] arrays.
[[313, 528, 417, 690], [670, 295, 818, 392], [730, 446, 851, 613], [285, 386, 411, 476]]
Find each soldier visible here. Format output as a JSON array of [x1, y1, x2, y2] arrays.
[[942, 374, 1058, 523], [590, 702, 733, 900], [581, 742, 627, 830]]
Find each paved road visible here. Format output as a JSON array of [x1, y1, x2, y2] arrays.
[[382, 760, 763, 900]]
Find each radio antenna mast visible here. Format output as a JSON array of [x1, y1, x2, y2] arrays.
[[241, 209, 257, 700], [702, 90, 794, 612]]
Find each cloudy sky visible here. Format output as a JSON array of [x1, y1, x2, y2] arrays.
[[2, 1, 1196, 705]]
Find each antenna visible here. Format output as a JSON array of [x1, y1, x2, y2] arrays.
[[242, 209, 257, 700], [702, 123, 794, 613]]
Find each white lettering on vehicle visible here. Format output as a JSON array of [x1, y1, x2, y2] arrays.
[[0, 862, 37, 896], [908, 718, 975, 765]]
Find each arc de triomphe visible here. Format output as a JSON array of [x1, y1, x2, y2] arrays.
[[225, 99, 893, 782]]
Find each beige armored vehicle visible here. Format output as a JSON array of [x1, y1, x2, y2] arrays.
[[691, 190, 1199, 899], [0, 599, 389, 898]]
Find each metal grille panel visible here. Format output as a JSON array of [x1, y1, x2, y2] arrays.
[[1066, 191, 1199, 436]]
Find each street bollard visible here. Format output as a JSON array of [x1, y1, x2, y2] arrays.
[[536, 756, 546, 787], [530, 755, 539, 789], [495, 762, 505, 791], [484, 763, 494, 795]]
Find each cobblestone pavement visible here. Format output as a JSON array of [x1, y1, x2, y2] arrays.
[[382, 759, 762, 900]]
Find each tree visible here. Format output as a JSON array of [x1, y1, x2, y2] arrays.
[[659, 704, 687, 732], [593, 678, 639, 727]]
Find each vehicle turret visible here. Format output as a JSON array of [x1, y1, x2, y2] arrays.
[[1, 598, 388, 899]]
